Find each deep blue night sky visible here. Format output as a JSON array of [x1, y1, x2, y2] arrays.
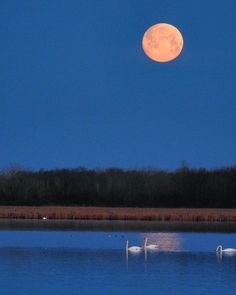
[[1, 0, 236, 170]]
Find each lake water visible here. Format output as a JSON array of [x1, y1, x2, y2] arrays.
[[0, 220, 236, 295]]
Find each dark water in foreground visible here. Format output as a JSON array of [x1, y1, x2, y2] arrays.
[[0, 220, 236, 295]]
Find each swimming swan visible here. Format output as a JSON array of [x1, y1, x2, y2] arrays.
[[144, 237, 158, 250], [126, 240, 142, 252], [216, 245, 236, 253]]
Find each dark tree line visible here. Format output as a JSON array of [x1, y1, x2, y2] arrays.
[[0, 166, 236, 207]]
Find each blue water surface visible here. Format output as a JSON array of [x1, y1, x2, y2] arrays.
[[0, 225, 236, 294]]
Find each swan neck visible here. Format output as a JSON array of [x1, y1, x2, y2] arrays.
[[144, 237, 147, 249], [216, 245, 222, 252]]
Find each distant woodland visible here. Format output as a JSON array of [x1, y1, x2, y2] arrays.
[[0, 166, 236, 208]]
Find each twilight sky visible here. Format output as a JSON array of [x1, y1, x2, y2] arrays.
[[1, 0, 236, 170]]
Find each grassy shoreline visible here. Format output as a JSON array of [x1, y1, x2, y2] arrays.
[[0, 206, 236, 222]]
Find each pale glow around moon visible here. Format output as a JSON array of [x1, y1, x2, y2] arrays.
[[142, 23, 184, 62]]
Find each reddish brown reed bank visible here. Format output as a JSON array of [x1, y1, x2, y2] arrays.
[[0, 206, 235, 222]]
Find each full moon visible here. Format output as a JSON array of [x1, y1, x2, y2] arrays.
[[142, 23, 184, 62]]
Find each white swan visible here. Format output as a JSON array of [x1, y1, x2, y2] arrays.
[[126, 240, 142, 252], [216, 245, 236, 253], [144, 237, 158, 250]]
